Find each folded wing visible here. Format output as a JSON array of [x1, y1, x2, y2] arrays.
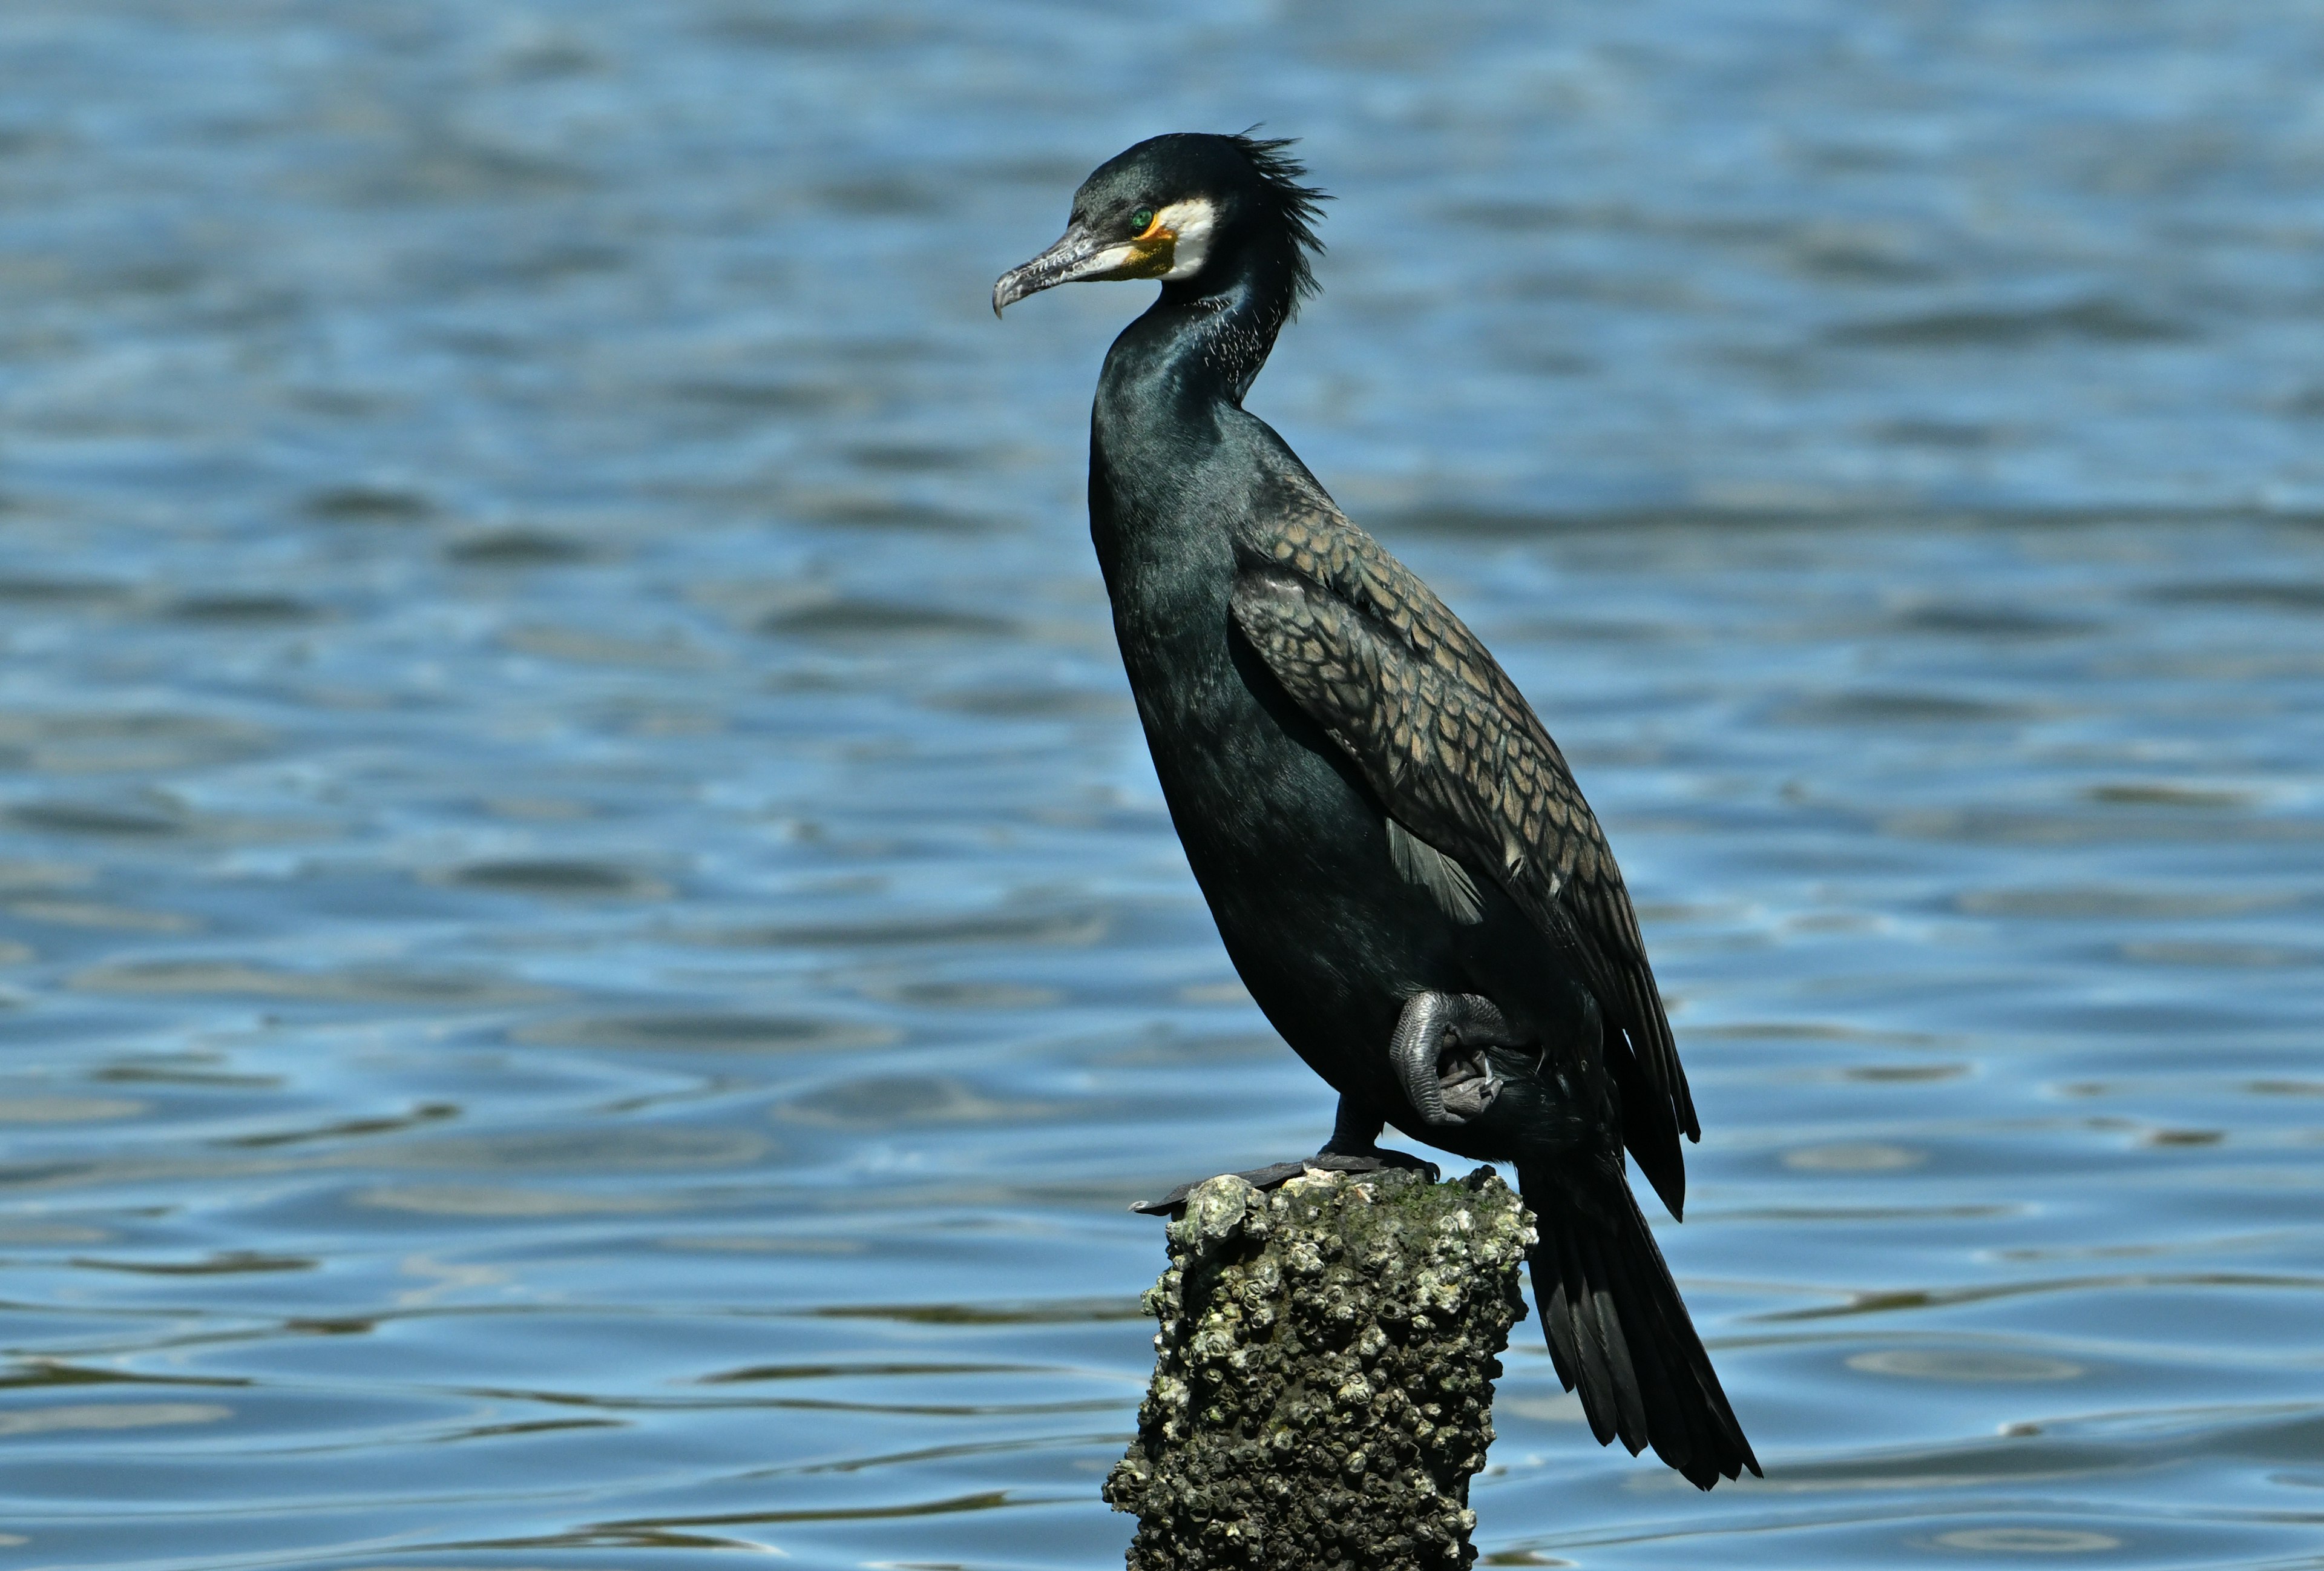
[[1228, 482, 1697, 1213]]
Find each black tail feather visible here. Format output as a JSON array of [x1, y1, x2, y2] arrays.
[[1581, 1230, 1650, 1445], [1521, 1164, 1759, 1489]]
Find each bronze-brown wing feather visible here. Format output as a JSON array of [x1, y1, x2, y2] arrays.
[[1228, 485, 1698, 1208]]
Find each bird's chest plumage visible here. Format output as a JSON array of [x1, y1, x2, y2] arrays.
[[1093, 453, 1337, 815], [1098, 489, 1356, 869], [1090, 450, 1461, 1078]]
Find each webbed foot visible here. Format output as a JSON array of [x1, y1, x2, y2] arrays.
[[1128, 1151, 1442, 1215], [1311, 1147, 1439, 1179], [1129, 1099, 1440, 1214], [1130, 1160, 1301, 1216]]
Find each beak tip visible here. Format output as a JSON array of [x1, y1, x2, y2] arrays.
[[992, 225, 1095, 322]]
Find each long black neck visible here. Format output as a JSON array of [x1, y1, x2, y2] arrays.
[[1100, 229, 1303, 415], [1086, 223, 1317, 759], [1089, 225, 1306, 631]]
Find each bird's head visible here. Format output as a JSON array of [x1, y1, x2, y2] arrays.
[[993, 132, 1327, 318]]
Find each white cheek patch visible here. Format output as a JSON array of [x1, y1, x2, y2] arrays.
[[1156, 197, 1218, 281]]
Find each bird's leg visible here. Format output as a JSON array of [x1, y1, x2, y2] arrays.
[[1325, 1096, 1387, 1156], [1133, 993, 1520, 1213], [1129, 1098, 1437, 1216], [1391, 990, 1520, 1127]]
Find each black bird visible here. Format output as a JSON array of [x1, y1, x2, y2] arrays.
[[994, 132, 1758, 1490]]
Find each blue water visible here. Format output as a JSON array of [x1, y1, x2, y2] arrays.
[[2, 2, 2321, 1567]]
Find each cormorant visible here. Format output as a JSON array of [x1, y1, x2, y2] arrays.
[[994, 132, 1758, 1490]]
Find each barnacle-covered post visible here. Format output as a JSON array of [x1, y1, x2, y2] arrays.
[[1105, 1165, 1534, 1570]]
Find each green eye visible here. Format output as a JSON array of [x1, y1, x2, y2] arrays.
[[1132, 207, 1155, 232]]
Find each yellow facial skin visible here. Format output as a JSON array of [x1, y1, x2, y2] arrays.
[[1100, 209, 1178, 280]]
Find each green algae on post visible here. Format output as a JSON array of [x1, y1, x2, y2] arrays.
[[1107, 1166, 1534, 1570]]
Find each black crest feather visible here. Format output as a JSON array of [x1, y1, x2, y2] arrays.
[[1227, 131, 1330, 306]]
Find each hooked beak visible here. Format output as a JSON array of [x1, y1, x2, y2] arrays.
[[991, 222, 1153, 317]]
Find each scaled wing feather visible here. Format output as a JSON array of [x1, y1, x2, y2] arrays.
[[1228, 484, 1700, 1173]]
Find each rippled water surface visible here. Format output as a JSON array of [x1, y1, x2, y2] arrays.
[[4, 2, 2322, 1567]]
